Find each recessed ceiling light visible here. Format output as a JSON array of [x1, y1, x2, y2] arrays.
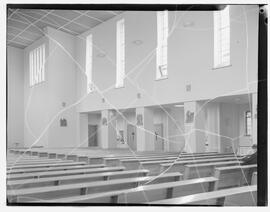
[[97, 53, 106, 58], [174, 104, 184, 108], [132, 40, 143, 45], [183, 21, 194, 27]]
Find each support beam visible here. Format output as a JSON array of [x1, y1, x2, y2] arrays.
[[135, 107, 154, 151], [184, 101, 206, 153], [100, 110, 117, 149]]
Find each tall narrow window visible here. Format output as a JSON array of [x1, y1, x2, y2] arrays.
[[214, 6, 230, 68], [116, 19, 125, 88], [86, 34, 93, 93], [245, 111, 252, 136], [29, 44, 45, 86], [156, 10, 168, 79]]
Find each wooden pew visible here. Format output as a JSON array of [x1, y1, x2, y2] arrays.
[[31, 151, 39, 156], [8, 172, 182, 202], [7, 161, 85, 170], [143, 156, 242, 175], [150, 185, 257, 206], [183, 161, 243, 179], [213, 164, 257, 189], [87, 154, 180, 166], [66, 154, 78, 162], [38, 152, 49, 158], [7, 159, 64, 166], [7, 166, 126, 181], [7, 169, 150, 189], [121, 154, 242, 170], [8, 158, 57, 162], [7, 160, 74, 167], [76, 153, 178, 165], [35, 176, 217, 203], [48, 153, 57, 159], [7, 164, 105, 174], [120, 157, 178, 170], [104, 153, 235, 167]]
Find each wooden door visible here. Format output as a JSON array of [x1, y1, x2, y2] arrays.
[[88, 125, 98, 147], [154, 124, 164, 151], [127, 124, 136, 150]]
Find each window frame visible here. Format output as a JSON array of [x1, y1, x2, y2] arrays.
[[116, 18, 125, 88], [156, 10, 168, 80], [86, 34, 94, 93], [213, 6, 231, 69], [29, 44, 45, 87]]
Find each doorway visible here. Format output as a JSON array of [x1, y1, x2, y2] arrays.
[[127, 124, 136, 150], [88, 125, 98, 147], [154, 124, 164, 151]]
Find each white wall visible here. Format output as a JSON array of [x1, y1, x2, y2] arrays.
[[219, 103, 240, 153], [167, 107, 185, 152], [76, 5, 258, 113], [24, 35, 49, 148], [205, 102, 220, 152], [7, 46, 24, 147], [24, 27, 78, 148]]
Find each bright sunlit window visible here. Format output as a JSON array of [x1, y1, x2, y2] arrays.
[[156, 10, 168, 79], [116, 19, 125, 88], [86, 34, 94, 93], [214, 6, 230, 68], [29, 44, 45, 86]]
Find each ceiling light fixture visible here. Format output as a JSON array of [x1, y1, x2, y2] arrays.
[[183, 21, 194, 27], [174, 104, 184, 108], [132, 40, 143, 45], [97, 53, 106, 58]]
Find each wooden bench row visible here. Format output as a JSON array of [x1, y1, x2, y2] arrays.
[[7, 164, 105, 174], [9, 150, 229, 165], [143, 156, 243, 175], [7, 161, 86, 170], [150, 185, 257, 206], [7, 164, 256, 204], [7, 166, 126, 181], [7, 169, 150, 189], [8, 172, 183, 202]]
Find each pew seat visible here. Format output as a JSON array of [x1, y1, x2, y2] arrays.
[[183, 160, 243, 179], [7, 164, 105, 174], [213, 164, 257, 189], [7, 169, 150, 189], [159, 156, 243, 174], [7, 161, 85, 170], [150, 185, 257, 206], [33, 176, 216, 203], [7, 166, 126, 181], [8, 172, 182, 202]]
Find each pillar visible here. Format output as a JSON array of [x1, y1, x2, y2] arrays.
[[100, 110, 117, 149], [135, 107, 154, 151], [205, 102, 221, 152], [78, 113, 88, 147], [184, 101, 206, 153]]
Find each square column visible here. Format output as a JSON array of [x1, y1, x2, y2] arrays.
[[184, 101, 206, 153], [78, 113, 88, 147], [136, 107, 154, 151], [100, 110, 117, 149]]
